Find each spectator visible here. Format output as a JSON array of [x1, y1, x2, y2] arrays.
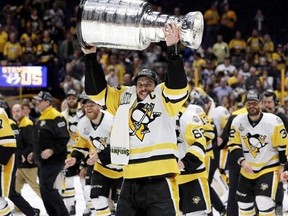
[[215, 56, 236, 77], [1, 16, 18, 35], [0, 29, 8, 60], [245, 66, 259, 90], [213, 77, 233, 104], [203, 3, 220, 49], [262, 34, 274, 63], [26, 8, 43, 36], [212, 34, 229, 64], [228, 30, 247, 68], [3, 32, 22, 64], [60, 74, 82, 95], [59, 31, 79, 64], [21, 38, 37, 65], [253, 9, 265, 35], [220, 3, 237, 42]]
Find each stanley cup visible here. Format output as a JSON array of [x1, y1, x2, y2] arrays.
[[77, 0, 204, 50]]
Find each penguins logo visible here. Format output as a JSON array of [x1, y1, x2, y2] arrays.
[[242, 133, 267, 158], [192, 196, 201, 204], [129, 103, 161, 141], [89, 136, 108, 151]]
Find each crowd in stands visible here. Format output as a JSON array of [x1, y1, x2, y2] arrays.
[[0, 0, 288, 114]]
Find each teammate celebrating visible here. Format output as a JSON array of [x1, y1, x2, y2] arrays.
[[228, 90, 288, 215]]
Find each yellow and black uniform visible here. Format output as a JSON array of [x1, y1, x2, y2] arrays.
[[228, 112, 288, 215], [61, 107, 84, 214], [221, 107, 246, 216], [8, 118, 41, 216], [177, 107, 211, 214], [84, 45, 188, 216], [187, 104, 215, 172], [72, 111, 122, 215], [0, 108, 16, 215], [35, 106, 69, 216]]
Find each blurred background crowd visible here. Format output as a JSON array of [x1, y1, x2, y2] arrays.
[[1, 0, 288, 114]]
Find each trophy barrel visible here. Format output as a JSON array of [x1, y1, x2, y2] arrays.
[[77, 0, 152, 50]]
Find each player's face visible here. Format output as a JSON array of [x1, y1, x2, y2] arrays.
[[136, 77, 156, 101], [246, 100, 261, 116], [66, 95, 78, 109], [261, 96, 275, 113], [84, 101, 101, 120]]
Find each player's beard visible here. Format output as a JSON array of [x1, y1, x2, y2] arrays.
[[248, 106, 261, 116]]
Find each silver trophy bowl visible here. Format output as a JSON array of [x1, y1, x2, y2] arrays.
[[77, 0, 204, 50]]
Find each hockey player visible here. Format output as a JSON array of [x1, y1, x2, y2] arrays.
[[61, 89, 85, 215], [0, 99, 17, 215], [176, 101, 211, 215], [201, 95, 229, 215], [65, 97, 123, 216], [228, 90, 288, 215], [82, 23, 188, 216]]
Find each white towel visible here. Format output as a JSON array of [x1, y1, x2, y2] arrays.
[[110, 87, 136, 165]]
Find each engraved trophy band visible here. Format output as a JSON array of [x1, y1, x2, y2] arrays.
[[77, 0, 204, 50]]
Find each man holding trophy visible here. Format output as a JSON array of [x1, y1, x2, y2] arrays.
[[78, 0, 204, 215], [82, 22, 187, 215]]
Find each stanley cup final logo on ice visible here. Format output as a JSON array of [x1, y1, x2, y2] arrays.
[[76, 0, 204, 50]]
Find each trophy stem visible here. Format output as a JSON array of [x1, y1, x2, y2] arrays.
[[142, 12, 178, 43]]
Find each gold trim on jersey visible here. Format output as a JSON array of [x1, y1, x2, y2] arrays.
[[239, 207, 256, 215], [271, 171, 278, 200], [1, 154, 14, 197], [188, 147, 205, 163], [166, 177, 180, 216], [94, 163, 122, 179], [130, 143, 178, 155], [0, 204, 11, 215], [199, 177, 212, 213], [0, 141, 16, 147], [241, 166, 279, 179], [177, 171, 207, 185], [123, 158, 179, 179], [248, 155, 279, 168], [96, 207, 111, 216]]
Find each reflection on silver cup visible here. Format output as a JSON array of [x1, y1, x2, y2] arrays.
[[77, 0, 204, 50]]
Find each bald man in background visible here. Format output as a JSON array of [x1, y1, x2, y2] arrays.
[[11, 104, 41, 197]]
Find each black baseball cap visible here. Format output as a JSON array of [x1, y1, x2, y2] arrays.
[[82, 95, 95, 104], [134, 68, 157, 85], [245, 90, 261, 102], [33, 91, 53, 102]]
